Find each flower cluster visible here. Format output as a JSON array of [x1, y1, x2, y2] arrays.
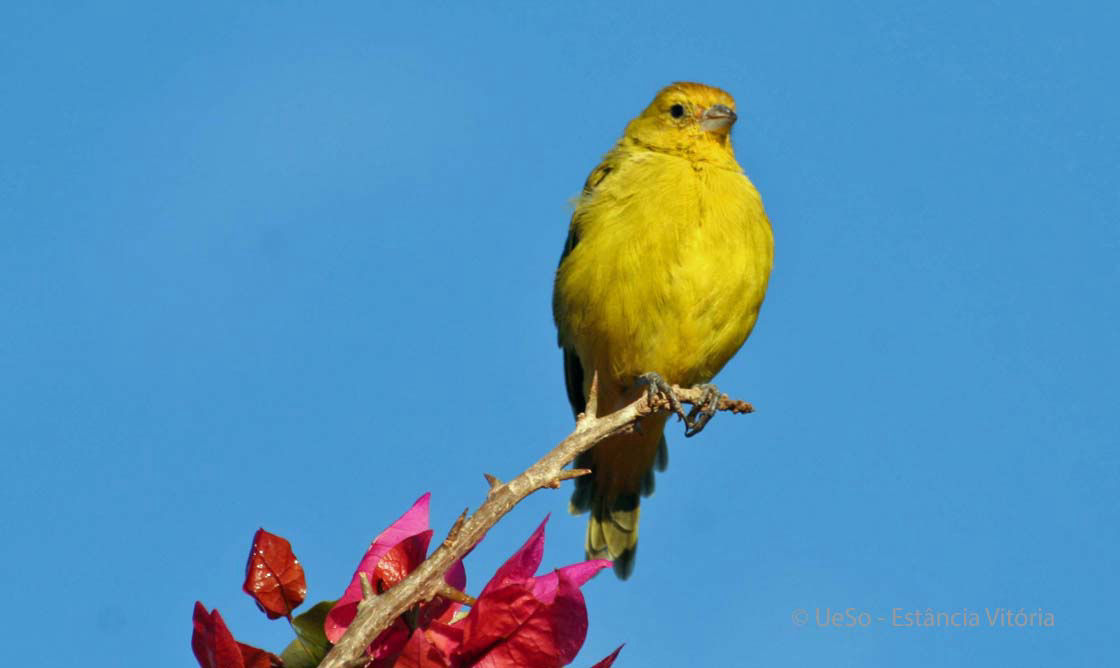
[[326, 493, 613, 668], [192, 493, 621, 668]]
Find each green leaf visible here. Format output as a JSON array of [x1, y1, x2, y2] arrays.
[[280, 600, 335, 668]]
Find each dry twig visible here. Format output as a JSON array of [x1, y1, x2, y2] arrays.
[[319, 381, 752, 668]]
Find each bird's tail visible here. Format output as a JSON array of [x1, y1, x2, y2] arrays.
[[586, 493, 641, 578], [570, 426, 669, 579]]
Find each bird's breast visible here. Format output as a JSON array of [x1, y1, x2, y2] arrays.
[[556, 152, 774, 387]]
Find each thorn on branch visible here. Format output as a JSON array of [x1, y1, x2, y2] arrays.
[[483, 473, 501, 490], [583, 371, 600, 421], [358, 572, 375, 601], [545, 468, 591, 489], [435, 583, 477, 607]]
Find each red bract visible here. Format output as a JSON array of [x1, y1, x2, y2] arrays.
[[389, 621, 462, 668], [452, 517, 611, 668], [192, 603, 241, 668], [243, 528, 307, 619], [326, 493, 467, 664], [192, 602, 282, 668], [588, 645, 624, 668], [239, 644, 284, 668]]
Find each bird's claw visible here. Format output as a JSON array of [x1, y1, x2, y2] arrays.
[[638, 372, 688, 423], [639, 374, 722, 436], [684, 383, 722, 437]]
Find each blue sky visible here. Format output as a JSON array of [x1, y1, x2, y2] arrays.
[[2, 2, 1118, 666]]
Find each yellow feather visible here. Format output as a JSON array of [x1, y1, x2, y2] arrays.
[[553, 82, 774, 578]]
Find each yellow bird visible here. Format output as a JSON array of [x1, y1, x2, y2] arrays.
[[553, 82, 774, 578]]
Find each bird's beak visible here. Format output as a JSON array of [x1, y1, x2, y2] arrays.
[[700, 104, 737, 133]]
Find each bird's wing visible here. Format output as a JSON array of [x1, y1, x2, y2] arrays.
[[562, 346, 585, 419], [554, 154, 619, 418]]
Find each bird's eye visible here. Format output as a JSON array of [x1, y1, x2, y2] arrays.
[[669, 104, 685, 119]]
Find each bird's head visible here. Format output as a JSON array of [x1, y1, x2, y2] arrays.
[[623, 82, 740, 161]]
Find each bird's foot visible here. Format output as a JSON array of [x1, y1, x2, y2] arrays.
[[637, 372, 688, 424], [683, 383, 723, 438]]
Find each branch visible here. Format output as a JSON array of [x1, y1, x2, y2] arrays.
[[318, 383, 752, 668]]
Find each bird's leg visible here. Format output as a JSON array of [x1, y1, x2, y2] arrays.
[[637, 372, 689, 423], [683, 383, 723, 437]]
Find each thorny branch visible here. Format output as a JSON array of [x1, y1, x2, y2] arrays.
[[318, 380, 753, 668]]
